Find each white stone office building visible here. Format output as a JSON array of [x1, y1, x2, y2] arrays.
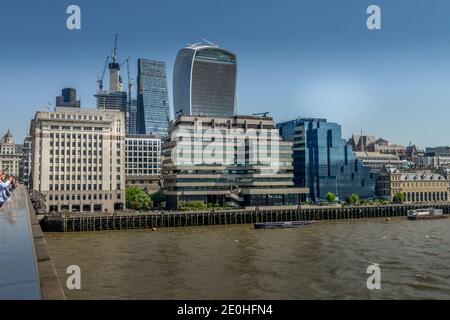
[[125, 134, 161, 193], [0, 129, 23, 178], [30, 107, 126, 213]]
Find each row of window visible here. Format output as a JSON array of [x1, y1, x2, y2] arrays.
[[49, 167, 113, 172], [126, 152, 160, 157], [49, 113, 103, 121], [50, 158, 105, 164], [126, 169, 160, 175], [50, 141, 103, 148], [402, 191, 448, 202], [49, 150, 110, 156], [126, 164, 159, 168], [48, 182, 121, 191], [49, 175, 103, 181], [49, 133, 103, 139], [126, 140, 160, 146], [49, 193, 118, 202]]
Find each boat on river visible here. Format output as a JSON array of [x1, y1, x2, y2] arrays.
[[254, 220, 315, 229], [407, 208, 447, 220]]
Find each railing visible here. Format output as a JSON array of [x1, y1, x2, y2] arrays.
[[0, 185, 65, 300]]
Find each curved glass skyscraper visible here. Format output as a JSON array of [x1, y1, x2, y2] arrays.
[[173, 43, 237, 117]]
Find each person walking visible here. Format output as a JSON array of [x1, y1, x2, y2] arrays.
[[0, 171, 13, 207]]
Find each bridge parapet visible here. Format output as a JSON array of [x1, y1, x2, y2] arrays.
[[0, 185, 65, 300]]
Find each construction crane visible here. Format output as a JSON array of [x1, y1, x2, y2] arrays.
[[252, 112, 269, 117], [123, 56, 134, 131], [97, 55, 109, 91]]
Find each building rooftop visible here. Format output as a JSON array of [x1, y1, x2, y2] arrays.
[[400, 172, 445, 181], [354, 151, 401, 159]]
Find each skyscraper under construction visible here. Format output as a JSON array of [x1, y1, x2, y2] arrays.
[[95, 34, 129, 132]]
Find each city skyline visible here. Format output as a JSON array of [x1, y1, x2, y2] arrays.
[[3, 0, 450, 147]]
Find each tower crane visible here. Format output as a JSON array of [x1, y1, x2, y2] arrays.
[[120, 56, 134, 130], [97, 55, 109, 91]]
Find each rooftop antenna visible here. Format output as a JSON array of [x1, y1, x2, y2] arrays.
[[361, 128, 364, 152], [201, 38, 218, 47]]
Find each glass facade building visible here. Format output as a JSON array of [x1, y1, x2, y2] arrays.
[[95, 91, 128, 132], [163, 115, 308, 209], [277, 118, 375, 202], [56, 87, 80, 108], [173, 44, 237, 117], [128, 99, 138, 135], [136, 59, 170, 136]]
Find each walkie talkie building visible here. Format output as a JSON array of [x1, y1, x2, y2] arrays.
[[173, 42, 237, 117]]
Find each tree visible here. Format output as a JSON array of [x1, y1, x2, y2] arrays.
[[393, 192, 405, 204], [126, 186, 152, 210], [346, 193, 360, 205], [326, 192, 337, 203], [180, 201, 207, 211], [151, 190, 167, 209]]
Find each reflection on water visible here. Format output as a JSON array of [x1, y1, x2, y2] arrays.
[[45, 217, 450, 299]]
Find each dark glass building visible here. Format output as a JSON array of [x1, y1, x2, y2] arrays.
[[56, 87, 80, 108], [136, 59, 170, 136], [277, 118, 375, 202], [128, 99, 138, 135], [95, 91, 128, 132], [173, 43, 237, 117]]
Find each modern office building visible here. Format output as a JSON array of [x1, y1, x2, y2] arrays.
[[377, 166, 449, 202], [95, 91, 128, 134], [425, 146, 450, 157], [56, 88, 80, 108], [128, 99, 138, 135], [173, 42, 237, 117], [0, 129, 23, 178], [354, 151, 404, 173], [125, 134, 161, 193], [277, 118, 375, 202], [30, 107, 126, 213], [163, 114, 308, 209], [136, 59, 170, 136]]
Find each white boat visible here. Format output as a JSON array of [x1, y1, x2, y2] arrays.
[[407, 208, 447, 220]]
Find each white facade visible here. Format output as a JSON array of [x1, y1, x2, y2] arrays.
[[31, 107, 126, 213], [0, 129, 22, 178]]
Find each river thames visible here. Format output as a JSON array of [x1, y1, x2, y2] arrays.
[[45, 217, 450, 299]]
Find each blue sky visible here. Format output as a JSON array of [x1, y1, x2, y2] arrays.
[[1, 0, 450, 147]]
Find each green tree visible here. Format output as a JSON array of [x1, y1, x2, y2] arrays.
[[326, 192, 337, 203], [151, 190, 167, 208], [393, 192, 405, 204], [346, 193, 360, 205], [126, 186, 152, 210], [180, 201, 208, 211]]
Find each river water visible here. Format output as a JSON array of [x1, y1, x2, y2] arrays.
[[45, 217, 450, 299]]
